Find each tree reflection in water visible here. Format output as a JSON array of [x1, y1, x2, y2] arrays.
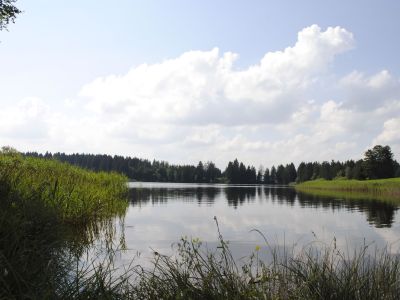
[[129, 185, 398, 228]]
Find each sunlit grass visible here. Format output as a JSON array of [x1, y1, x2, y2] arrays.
[[296, 178, 400, 203], [0, 150, 128, 223]]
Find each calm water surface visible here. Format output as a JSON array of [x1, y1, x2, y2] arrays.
[[109, 182, 400, 265]]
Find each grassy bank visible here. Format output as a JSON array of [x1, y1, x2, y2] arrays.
[[295, 178, 400, 202], [0, 150, 129, 223], [0, 150, 129, 298]]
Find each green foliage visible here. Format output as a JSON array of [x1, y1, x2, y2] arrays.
[[297, 145, 397, 183], [224, 159, 258, 184], [363, 145, 396, 179], [0, 0, 21, 31], [24, 144, 398, 185], [25, 151, 222, 183]]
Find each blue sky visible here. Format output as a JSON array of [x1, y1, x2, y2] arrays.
[[1, 0, 400, 167]]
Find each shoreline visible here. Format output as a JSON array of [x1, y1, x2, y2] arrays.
[[295, 178, 400, 203]]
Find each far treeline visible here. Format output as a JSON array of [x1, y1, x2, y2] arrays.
[[24, 145, 400, 184]]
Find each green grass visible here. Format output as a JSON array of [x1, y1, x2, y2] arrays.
[[0, 149, 129, 298], [52, 221, 400, 300], [0, 150, 129, 223], [295, 178, 400, 203]]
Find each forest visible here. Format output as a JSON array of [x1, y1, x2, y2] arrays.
[[24, 145, 400, 184]]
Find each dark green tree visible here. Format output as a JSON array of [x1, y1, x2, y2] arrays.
[[319, 161, 332, 180], [344, 160, 355, 179], [276, 165, 285, 184], [270, 166, 277, 184], [247, 166, 257, 184], [286, 163, 297, 183], [232, 159, 240, 183], [393, 160, 400, 177], [204, 161, 220, 183], [0, 0, 21, 31], [239, 162, 247, 183], [263, 168, 270, 184], [352, 160, 365, 180], [311, 163, 320, 180], [225, 161, 234, 183], [363, 145, 396, 179], [195, 161, 205, 182], [305, 163, 314, 181], [296, 162, 306, 182]]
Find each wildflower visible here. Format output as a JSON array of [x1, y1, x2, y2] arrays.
[[255, 245, 261, 251]]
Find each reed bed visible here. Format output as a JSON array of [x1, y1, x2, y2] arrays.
[[296, 178, 400, 202], [0, 149, 128, 223], [0, 149, 129, 298]]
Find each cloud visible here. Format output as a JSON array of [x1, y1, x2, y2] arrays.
[[1, 25, 399, 167], [373, 118, 400, 154], [79, 25, 354, 126], [374, 118, 400, 145], [340, 70, 400, 111], [0, 97, 49, 139]]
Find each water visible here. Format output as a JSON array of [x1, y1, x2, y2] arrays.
[[109, 182, 400, 266]]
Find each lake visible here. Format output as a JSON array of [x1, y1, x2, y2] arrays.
[[105, 182, 400, 266]]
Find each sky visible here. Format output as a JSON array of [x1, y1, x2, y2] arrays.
[[1, 0, 400, 168]]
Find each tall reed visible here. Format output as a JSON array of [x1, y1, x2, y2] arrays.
[[0, 149, 128, 223], [0, 148, 129, 298]]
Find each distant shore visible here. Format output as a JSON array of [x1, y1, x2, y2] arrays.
[[295, 178, 400, 202]]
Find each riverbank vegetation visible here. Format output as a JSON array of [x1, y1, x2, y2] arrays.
[[0, 147, 129, 298], [127, 230, 400, 300], [1, 147, 128, 223], [6, 224, 400, 299], [296, 178, 400, 202]]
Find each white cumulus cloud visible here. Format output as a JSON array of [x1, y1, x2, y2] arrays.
[[2, 25, 400, 167], [79, 25, 354, 127]]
